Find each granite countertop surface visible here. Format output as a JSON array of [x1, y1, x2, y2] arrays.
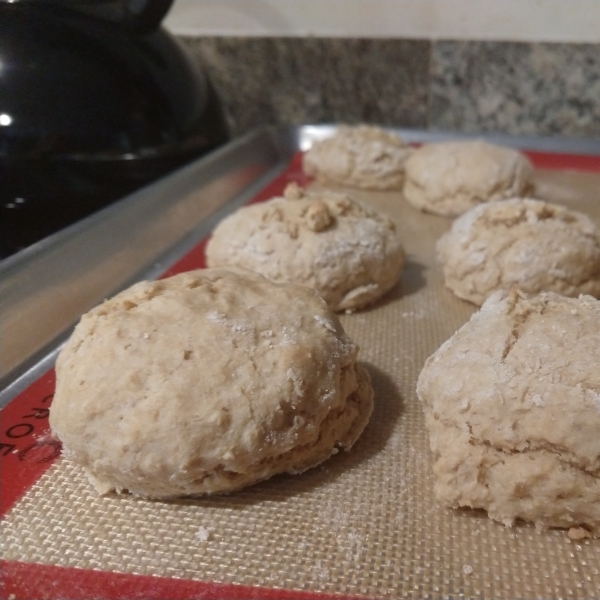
[[180, 36, 600, 141]]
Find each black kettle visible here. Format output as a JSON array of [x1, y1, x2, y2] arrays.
[[0, 0, 229, 258]]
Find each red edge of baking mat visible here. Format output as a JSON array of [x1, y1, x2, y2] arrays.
[[0, 148, 598, 600], [525, 149, 600, 171], [0, 561, 364, 600]]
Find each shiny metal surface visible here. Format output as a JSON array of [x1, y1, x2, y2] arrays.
[[0, 126, 299, 402]]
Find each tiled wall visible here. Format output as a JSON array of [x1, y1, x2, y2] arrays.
[[180, 37, 600, 140]]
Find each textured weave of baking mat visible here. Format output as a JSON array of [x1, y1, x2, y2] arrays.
[[2, 152, 600, 600]]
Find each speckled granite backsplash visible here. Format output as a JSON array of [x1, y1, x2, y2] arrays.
[[179, 37, 600, 140]]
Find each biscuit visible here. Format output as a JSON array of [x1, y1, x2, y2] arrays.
[[49, 268, 374, 498], [417, 289, 600, 536], [205, 184, 405, 312], [436, 197, 600, 306], [302, 125, 412, 190], [403, 140, 534, 217]]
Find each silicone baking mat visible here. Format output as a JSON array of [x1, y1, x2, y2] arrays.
[[2, 150, 600, 600]]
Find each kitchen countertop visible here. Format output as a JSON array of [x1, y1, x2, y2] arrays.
[[180, 36, 600, 141]]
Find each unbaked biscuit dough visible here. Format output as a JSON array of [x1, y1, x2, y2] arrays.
[[417, 289, 600, 536], [437, 198, 600, 306], [49, 268, 374, 498], [403, 140, 534, 217], [302, 125, 412, 190], [205, 184, 405, 312]]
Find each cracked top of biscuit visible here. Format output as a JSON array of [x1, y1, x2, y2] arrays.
[[417, 289, 600, 533], [419, 288, 600, 472]]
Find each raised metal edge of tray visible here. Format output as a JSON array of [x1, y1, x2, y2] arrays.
[[0, 125, 299, 405], [2, 124, 600, 407]]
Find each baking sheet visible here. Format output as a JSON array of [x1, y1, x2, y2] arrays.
[[2, 127, 600, 600]]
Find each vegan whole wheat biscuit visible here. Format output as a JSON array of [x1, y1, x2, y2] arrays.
[[206, 183, 406, 312], [417, 289, 600, 536], [436, 197, 600, 305], [302, 125, 412, 191], [49, 268, 374, 499], [403, 140, 534, 217]]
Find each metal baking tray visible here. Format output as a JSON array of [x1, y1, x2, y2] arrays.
[[3, 125, 600, 600], [3, 124, 600, 408]]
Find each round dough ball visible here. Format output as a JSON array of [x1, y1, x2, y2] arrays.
[[205, 183, 405, 312], [437, 197, 600, 306], [417, 289, 600, 536], [49, 268, 374, 498], [302, 125, 412, 190], [403, 140, 534, 217]]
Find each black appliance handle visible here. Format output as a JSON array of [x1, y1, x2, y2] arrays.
[[123, 0, 175, 33], [2, 0, 177, 34]]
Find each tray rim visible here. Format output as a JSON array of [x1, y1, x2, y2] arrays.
[[0, 125, 299, 403]]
